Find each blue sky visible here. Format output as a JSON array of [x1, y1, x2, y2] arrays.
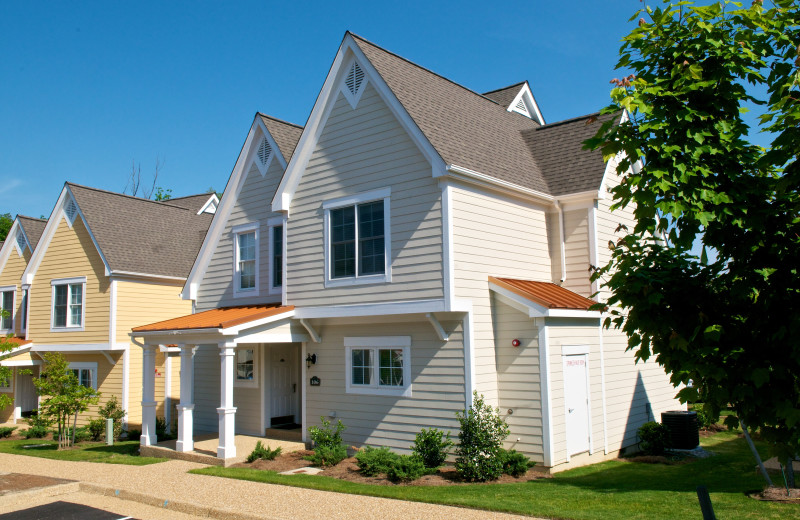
[[1, 1, 645, 219]]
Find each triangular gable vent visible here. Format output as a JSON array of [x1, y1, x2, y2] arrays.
[[65, 199, 78, 223], [342, 60, 368, 109], [16, 232, 26, 252], [514, 98, 530, 117]]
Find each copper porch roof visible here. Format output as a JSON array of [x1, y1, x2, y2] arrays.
[[489, 277, 596, 310], [132, 304, 294, 333], [5, 337, 33, 347]]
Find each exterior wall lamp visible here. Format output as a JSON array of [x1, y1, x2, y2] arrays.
[[306, 353, 317, 368]]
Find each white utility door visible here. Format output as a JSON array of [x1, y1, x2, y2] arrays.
[[15, 369, 38, 419], [270, 345, 297, 422], [564, 354, 590, 455]]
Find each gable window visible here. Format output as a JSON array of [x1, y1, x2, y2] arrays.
[[68, 362, 97, 390], [51, 277, 86, 331], [232, 223, 259, 296], [235, 347, 257, 388], [0, 288, 14, 332], [323, 188, 391, 287], [345, 336, 411, 397]]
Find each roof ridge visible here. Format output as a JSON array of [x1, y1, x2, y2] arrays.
[[162, 192, 214, 202], [65, 182, 207, 213], [534, 112, 602, 130], [258, 112, 304, 130], [482, 81, 527, 96], [347, 32, 528, 118], [17, 215, 47, 222]]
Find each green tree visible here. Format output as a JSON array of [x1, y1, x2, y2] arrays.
[[0, 213, 13, 241], [34, 352, 99, 449], [586, 0, 800, 484], [0, 311, 17, 412]]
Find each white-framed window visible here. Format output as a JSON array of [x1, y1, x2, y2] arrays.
[[323, 188, 391, 287], [19, 289, 28, 332], [0, 286, 15, 332], [232, 223, 260, 297], [344, 336, 411, 397], [50, 277, 86, 331], [268, 217, 284, 294], [0, 370, 11, 392], [235, 347, 258, 388], [68, 362, 98, 390]]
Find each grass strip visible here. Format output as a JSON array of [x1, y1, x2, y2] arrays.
[[0, 439, 165, 465]]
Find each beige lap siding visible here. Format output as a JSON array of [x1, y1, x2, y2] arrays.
[[192, 344, 220, 433], [27, 217, 109, 344], [287, 83, 444, 307], [0, 248, 31, 335], [305, 317, 464, 452], [561, 209, 592, 298], [451, 184, 553, 405]]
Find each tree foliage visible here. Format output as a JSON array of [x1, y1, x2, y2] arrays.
[[586, 0, 800, 461], [0, 213, 13, 241]]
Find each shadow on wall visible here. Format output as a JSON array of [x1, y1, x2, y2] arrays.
[[620, 371, 654, 452]]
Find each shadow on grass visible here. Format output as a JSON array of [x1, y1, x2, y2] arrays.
[[82, 442, 141, 456]]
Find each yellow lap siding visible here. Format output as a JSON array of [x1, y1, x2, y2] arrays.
[[115, 280, 191, 344], [0, 249, 31, 335]]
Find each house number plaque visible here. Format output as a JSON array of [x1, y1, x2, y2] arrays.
[[310, 376, 321, 386]]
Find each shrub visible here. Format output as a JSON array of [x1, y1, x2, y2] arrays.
[[694, 409, 715, 430], [387, 454, 427, 483], [355, 446, 400, 476], [67, 426, 90, 444], [412, 428, 453, 469], [246, 441, 282, 463], [308, 417, 345, 449], [22, 415, 51, 439], [306, 444, 347, 467], [98, 396, 126, 440], [499, 448, 534, 477], [638, 421, 670, 455], [88, 418, 106, 441], [0, 426, 17, 438], [454, 392, 510, 481], [126, 429, 142, 441]]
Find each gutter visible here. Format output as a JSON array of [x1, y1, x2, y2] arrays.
[[444, 164, 555, 205]]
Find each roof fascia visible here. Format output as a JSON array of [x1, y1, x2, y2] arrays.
[[222, 309, 296, 335], [109, 271, 186, 283], [508, 82, 545, 125], [441, 164, 554, 206], [272, 34, 446, 213], [0, 220, 23, 275], [181, 116, 263, 300]]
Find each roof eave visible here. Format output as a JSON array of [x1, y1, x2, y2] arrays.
[[442, 164, 555, 205]]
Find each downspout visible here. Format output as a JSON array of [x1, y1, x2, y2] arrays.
[[555, 201, 567, 284]]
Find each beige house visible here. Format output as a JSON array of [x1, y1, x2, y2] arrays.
[[2, 183, 216, 429], [133, 32, 683, 471]]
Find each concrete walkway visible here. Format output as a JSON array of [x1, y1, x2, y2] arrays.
[[0, 453, 538, 520]]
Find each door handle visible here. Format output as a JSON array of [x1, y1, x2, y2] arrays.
[[569, 408, 574, 413]]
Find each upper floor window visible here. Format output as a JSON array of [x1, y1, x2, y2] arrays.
[[20, 289, 27, 332], [51, 277, 85, 331], [323, 188, 391, 287], [0, 288, 14, 331], [232, 223, 259, 296]]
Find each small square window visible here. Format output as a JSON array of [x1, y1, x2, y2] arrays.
[[345, 337, 410, 397], [68, 363, 97, 390]]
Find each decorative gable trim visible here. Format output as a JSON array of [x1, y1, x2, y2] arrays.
[[341, 59, 369, 109], [508, 82, 545, 125], [0, 220, 24, 275], [272, 34, 446, 213], [197, 193, 219, 215]]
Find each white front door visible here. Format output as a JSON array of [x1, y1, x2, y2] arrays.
[[270, 345, 297, 424], [564, 354, 590, 455]]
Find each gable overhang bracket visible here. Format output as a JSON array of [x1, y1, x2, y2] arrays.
[[426, 313, 449, 342], [298, 319, 321, 343], [101, 351, 116, 365]]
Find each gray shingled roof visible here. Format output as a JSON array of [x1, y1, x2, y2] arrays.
[[482, 82, 526, 109], [160, 193, 215, 212], [350, 33, 609, 197], [17, 216, 46, 249], [67, 183, 213, 279], [259, 114, 304, 162]]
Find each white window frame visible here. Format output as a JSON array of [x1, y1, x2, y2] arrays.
[[234, 346, 258, 388], [232, 222, 260, 297], [68, 361, 98, 390], [0, 286, 16, 334], [19, 288, 28, 333], [267, 216, 285, 295], [344, 336, 411, 397], [0, 369, 12, 392], [50, 277, 86, 332], [323, 188, 392, 288]]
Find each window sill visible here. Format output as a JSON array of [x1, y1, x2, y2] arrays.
[[232, 289, 261, 298], [234, 379, 258, 388], [345, 385, 411, 397], [50, 326, 85, 333], [325, 274, 389, 288]]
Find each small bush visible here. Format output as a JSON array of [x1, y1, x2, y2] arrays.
[[412, 428, 453, 469], [23, 426, 49, 439], [306, 444, 347, 467], [0, 426, 17, 438], [98, 396, 126, 440], [246, 441, 282, 463], [387, 454, 427, 483], [355, 446, 400, 476], [638, 421, 670, 455], [455, 392, 510, 481], [694, 409, 715, 430], [308, 417, 345, 449], [88, 418, 106, 441], [126, 429, 142, 441], [499, 449, 534, 477]]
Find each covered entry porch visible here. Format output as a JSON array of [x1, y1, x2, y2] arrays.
[[131, 304, 310, 463]]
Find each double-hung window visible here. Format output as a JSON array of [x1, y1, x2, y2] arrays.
[[51, 278, 85, 330], [69, 362, 97, 390], [232, 223, 259, 296], [323, 188, 391, 286], [0, 287, 14, 332], [345, 336, 411, 396]]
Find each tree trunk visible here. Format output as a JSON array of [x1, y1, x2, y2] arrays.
[[57, 415, 63, 450], [740, 419, 772, 487], [71, 411, 78, 447], [787, 457, 796, 488]]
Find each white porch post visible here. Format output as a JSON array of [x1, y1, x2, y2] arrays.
[[176, 343, 195, 453], [217, 341, 237, 459], [140, 344, 157, 446]]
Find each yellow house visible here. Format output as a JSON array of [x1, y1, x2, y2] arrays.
[[4, 183, 216, 430], [0, 215, 46, 423]]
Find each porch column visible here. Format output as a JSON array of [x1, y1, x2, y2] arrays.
[[217, 341, 237, 459], [175, 343, 195, 453], [140, 344, 157, 446]]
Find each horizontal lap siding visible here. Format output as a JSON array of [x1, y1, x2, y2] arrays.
[[60, 353, 122, 427], [0, 249, 30, 335], [193, 344, 221, 433], [116, 281, 191, 343], [28, 217, 110, 344], [492, 296, 545, 461], [287, 84, 443, 306], [562, 209, 591, 298], [197, 159, 285, 312], [452, 184, 552, 404], [305, 319, 464, 453]]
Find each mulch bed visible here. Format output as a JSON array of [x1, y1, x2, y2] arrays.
[[233, 450, 549, 486], [750, 486, 800, 503]]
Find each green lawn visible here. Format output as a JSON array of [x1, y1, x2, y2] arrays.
[[0, 439, 166, 465], [192, 432, 794, 519]]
